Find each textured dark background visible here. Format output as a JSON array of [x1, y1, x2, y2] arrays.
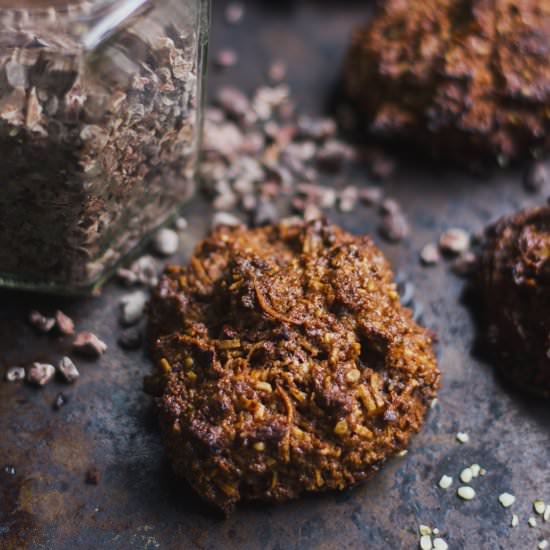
[[1, 1, 550, 548]]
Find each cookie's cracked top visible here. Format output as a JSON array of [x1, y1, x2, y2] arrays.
[[147, 220, 439, 514]]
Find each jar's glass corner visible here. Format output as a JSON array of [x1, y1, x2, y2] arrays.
[[0, 0, 210, 294]]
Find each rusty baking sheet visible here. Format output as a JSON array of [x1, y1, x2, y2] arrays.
[[1, 1, 550, 548]]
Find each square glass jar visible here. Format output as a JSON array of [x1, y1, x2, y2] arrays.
[[0, 0, 210, 293]]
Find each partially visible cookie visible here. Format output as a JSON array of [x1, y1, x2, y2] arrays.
[[147, 219, 439, 514], [345, 0, 550, 162], [478, 205, 550, 395]]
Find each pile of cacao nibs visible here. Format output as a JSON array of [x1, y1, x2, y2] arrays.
[[0, 5, 201, 288], [200, 83, 405, 240]]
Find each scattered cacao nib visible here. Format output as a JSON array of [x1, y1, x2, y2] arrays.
[[201, 83, 390, 231], [58, 356, 79, 384], [29, 310, 56, 333], [296, 116, 337, 142], [268, 60, 287, 83], [55, 310, 75, 336], [303, 203, 323, 222], [295, 183, 317, 199], [152, 228, 180, 257], [523, 161, 549, 193], [212, 190, 238, 211], [279, 216, 303, 228], [450, 251, 477, 277], [116, 268, 139, 287], [318, 187, 337, 209], [53, 393, 68, 411], [316, 140, 354, 172], [259, 180, 280, 198], [72, 332, 107, 358], [338, 186, 358, 213], [215, 48, 238, 68], [253, 85, 290, 120], [253, 199, 278, 227], [216, 86, 250, 119], [119, 291, 148, 326], [359, 186, 383, 206], [379, 211, 410, 243], [398, 280, 415, 307], [118, 255, 160, 288], [225, 2, 245, 24], [201, 80, 419, 254], [380, 198, 401, 216], [241, 194, 257, 211], [118, 327, 143, 351], [365, 149, 396, 181], [27, 363, 56, 386], [132, 256, 160, 288], [471, 229, 484, 247], [5, 367, 25, 383], [420, 243, 441, 266], [85, 467, 100, 486], [439, 228, 471, 255], [174, 217, 189, 231], [212, 212, 243, 228]]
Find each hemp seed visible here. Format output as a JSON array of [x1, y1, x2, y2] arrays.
[[420, 535, 432, 550], [438, 475, 453, 489], [470, 464, 481, 478], [534, 500, 546, 515], [460, 467, 473, 484], [457, 486, 476, 500], [499, 493, 516, 508]]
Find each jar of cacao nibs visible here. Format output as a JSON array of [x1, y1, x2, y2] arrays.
[[0, 0, 209, 293]]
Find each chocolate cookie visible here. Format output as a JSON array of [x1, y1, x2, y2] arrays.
[[478, 205, 550, 395], [345, 0, 550, 163], [146, 219, 439, 514]]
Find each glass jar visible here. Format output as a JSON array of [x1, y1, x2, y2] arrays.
[[0, 0, 209, 293]]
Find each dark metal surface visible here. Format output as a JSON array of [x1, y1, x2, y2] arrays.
[[2, 1, 550, 548]]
